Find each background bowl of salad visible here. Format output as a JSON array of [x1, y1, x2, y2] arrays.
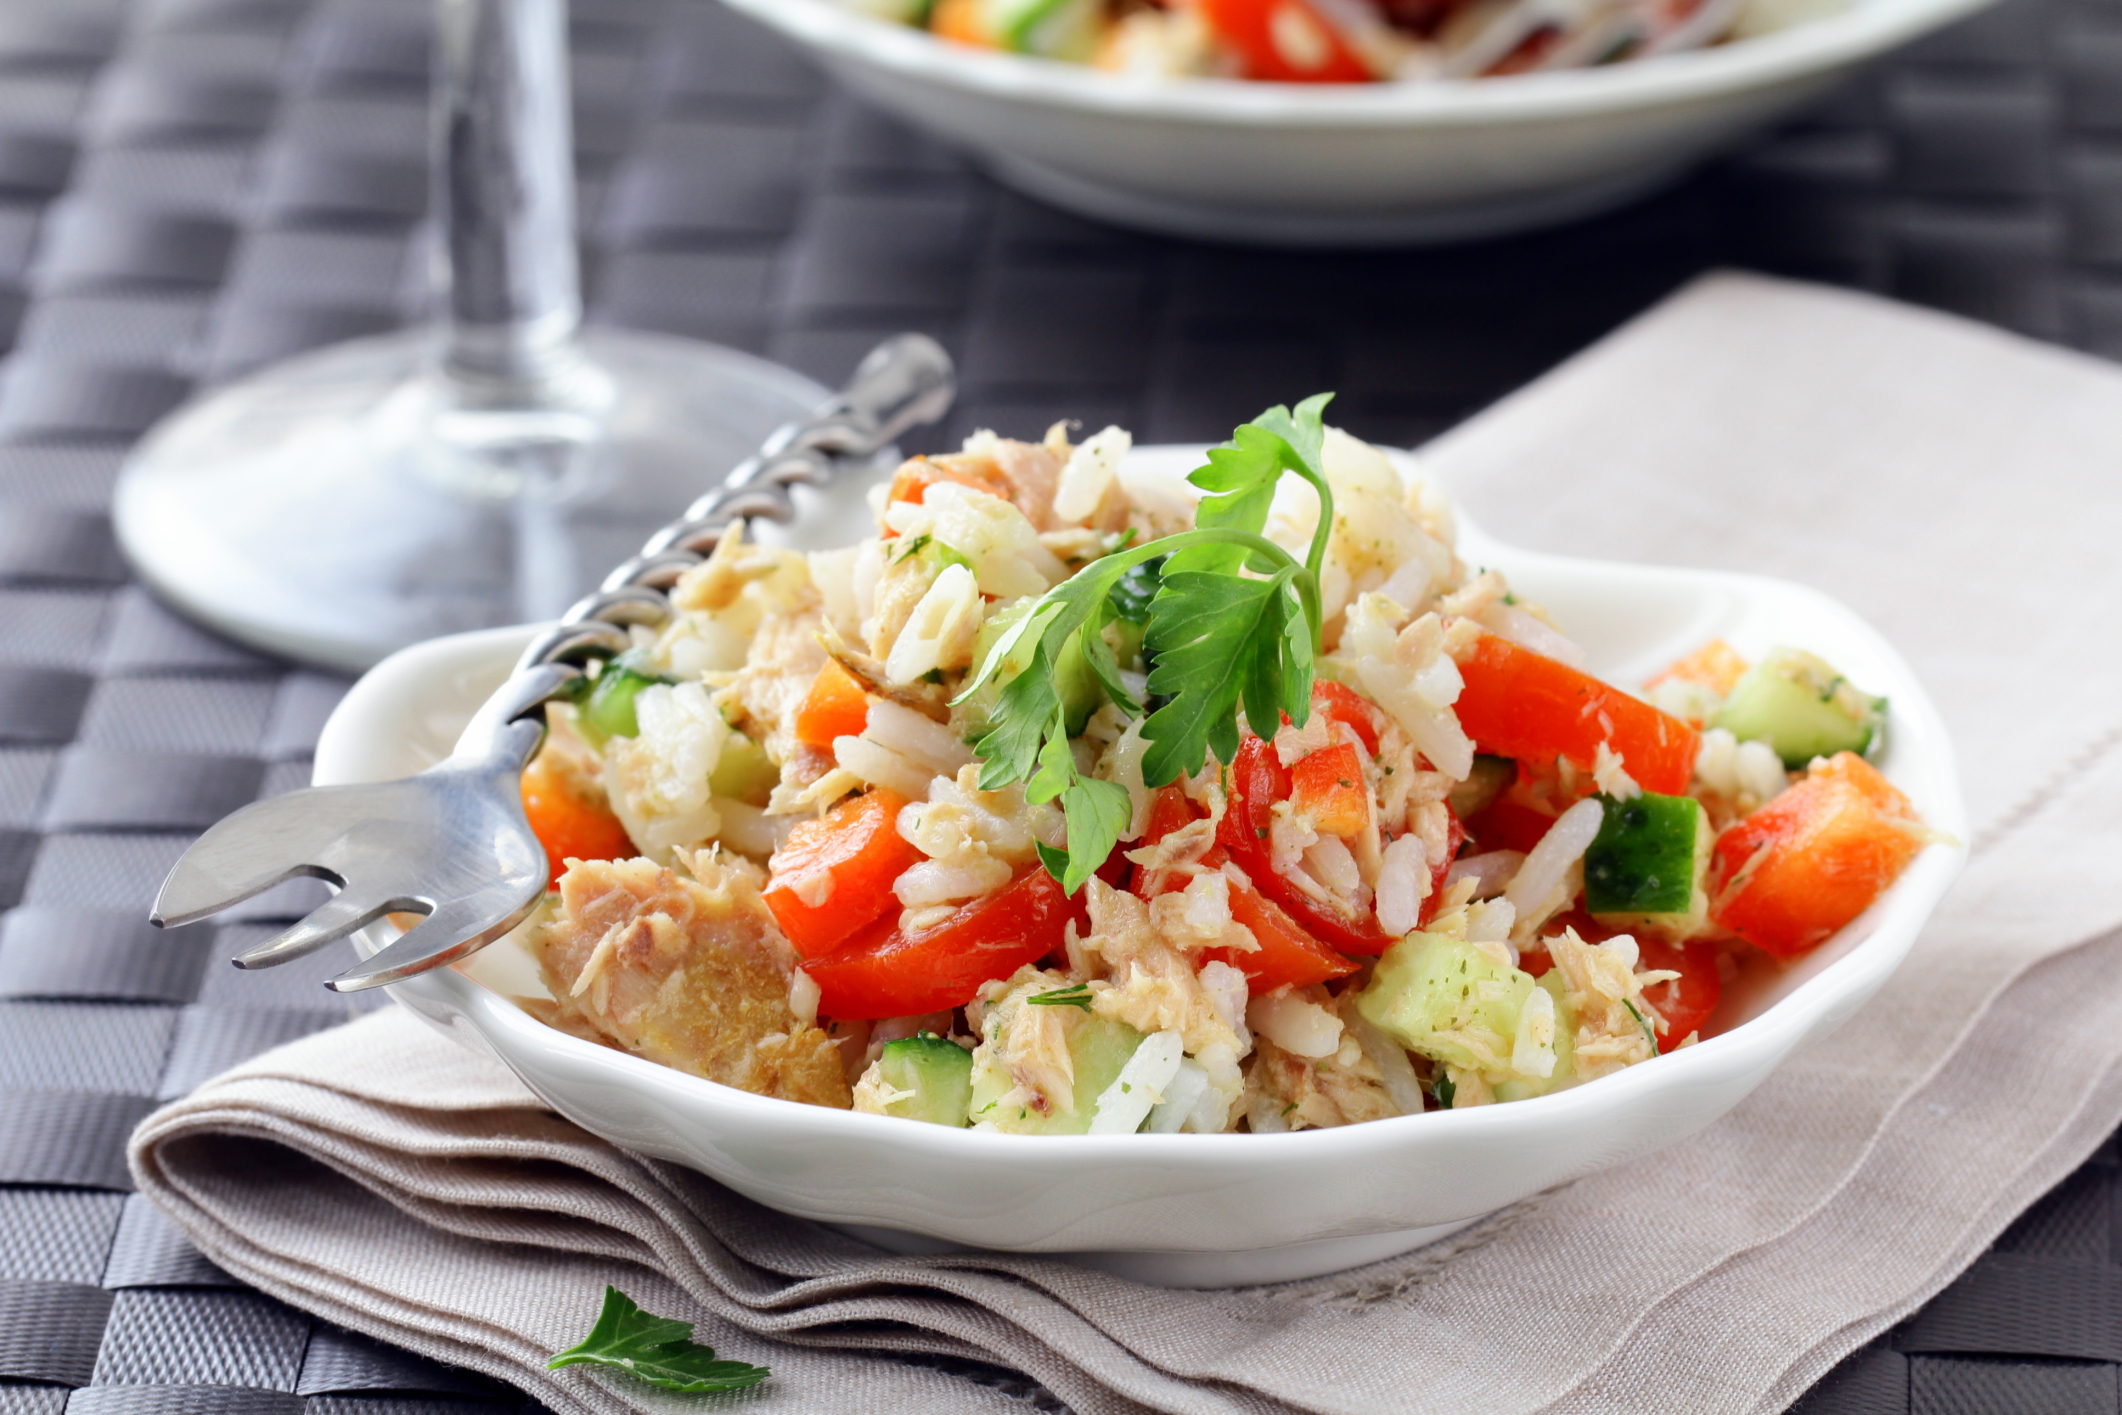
[[314, 443, 1967, 1288], [715, 0, 1989, 245]]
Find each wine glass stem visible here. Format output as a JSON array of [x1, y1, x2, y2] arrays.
[[434, 0, 581, 398]]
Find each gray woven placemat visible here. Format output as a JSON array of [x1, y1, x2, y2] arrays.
[[0, 0, 2112, 1410]]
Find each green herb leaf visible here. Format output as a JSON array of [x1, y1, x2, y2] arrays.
[[1139, 565, 1311, 788], [1166, 393, 1335, 581], [1434, 1071, 1457, 1110], [1623, 999, 1660, 1052], [1028, 984, 1093, 1010], [548, 1287, 770, 1394], [1106, 556, 1163, 625], [955, 396, 1339, 893]]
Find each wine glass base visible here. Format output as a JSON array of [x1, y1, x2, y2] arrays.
[[112, 326, 831, 673]]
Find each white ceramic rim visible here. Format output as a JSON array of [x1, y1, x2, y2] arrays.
[[322, 473, 1968, 1191], [720, 0, 1992, 127]]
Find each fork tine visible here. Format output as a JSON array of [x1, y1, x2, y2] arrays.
[[153, 797, 345, 929], [326, 890, 540, 993], [231, 890, 397, 969]]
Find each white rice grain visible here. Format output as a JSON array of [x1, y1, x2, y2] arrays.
[[1446, 849, 1524, 899], [1736, 739, 1789, 802], [832, 734, 935, 801], [1090, 1030, 1185, 1135], [863, 700, 974, 778], [1248, 990, 1344, 1059], [1505, 796, 1603, 936], [1478, 602, 1589, 670], [1052, 425, 1130, 523], [883, 561, 981, 685], [1374, 832, 1431, 937]]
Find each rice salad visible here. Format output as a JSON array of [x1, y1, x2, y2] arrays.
[[510, 396, 1935, 1134]]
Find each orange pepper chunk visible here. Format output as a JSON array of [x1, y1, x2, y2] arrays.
[[1454, 631, 1699, 796], [520, 752, 636, 889], [763, 789, 921, 960], [1709, 752, 1926, 959], [883, 455, 1009, 526], [928, 0, 999, 46], [1647, 638, 1750, 697], [1289, 742, 1369, 838], [794, 659, 871, 754]]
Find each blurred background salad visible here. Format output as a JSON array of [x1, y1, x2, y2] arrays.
[[837, 0, 1847, 81]]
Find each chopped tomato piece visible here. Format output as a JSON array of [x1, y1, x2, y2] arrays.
[[1709, 752, 1926, 960], [806, 868, 1073, 1020], [1197, 0, 1375, 82], [793, 659, 871, 754], [1647, 638, 1750, 697], [1217, 734, 1286, 855], [1310, 679, 1382, 753], [1290, 742, 1369, 838], [1130, 784, 1353, 992], [1209, 878, 1359, 991], [1465, 793, 1556, 854], [1634, 936, 1721, 1052], [1132, 783, 1207, 901], [520, 751, 635, 888], [763, 789, 920, 960], [1221, 736, 1398, 956], [1453, 632, 1699, 795]]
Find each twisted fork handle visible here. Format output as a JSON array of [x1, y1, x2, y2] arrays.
[[452, 334, 955, 762]]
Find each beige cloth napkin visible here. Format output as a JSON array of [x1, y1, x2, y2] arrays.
[[131, 270, 2122, 1415]]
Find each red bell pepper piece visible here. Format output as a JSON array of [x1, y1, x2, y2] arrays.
[[763, 789, 921, 961], [1289, 741, 1369, 838], [1133, 785, 1354, 993], [1310, 679, 1382, 753], [1209, 880, 1359, 992], [1634, 935, 1722, 1052], [804, 867, 1075, 1020], [1220, 737, 1399, 956], [1196, 0, 1376, 82], [1709, 752, 1925, 959], [793, 658, 871, 755], [1453, 632, 1699, 795], [520, 752, 635, 889], [1522, 913, 1721, 1052]]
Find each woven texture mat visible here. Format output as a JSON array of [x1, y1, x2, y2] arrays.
[[0, 0, 2112, 1409]]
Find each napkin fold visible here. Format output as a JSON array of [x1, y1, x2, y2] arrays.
[[131, 271, 2122, 1415]]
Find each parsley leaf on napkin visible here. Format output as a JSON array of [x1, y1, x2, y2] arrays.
[[548, 1286, 770, 1393]]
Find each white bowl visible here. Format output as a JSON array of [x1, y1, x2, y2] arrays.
[[718, 0, 1987, 245], [315, 445, 1966, 1287]]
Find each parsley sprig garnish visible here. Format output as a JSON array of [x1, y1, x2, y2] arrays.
[[548, 1286, 770, 1394], [955, 394, 1338, 894]]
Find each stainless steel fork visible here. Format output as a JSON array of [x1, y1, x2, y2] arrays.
[[150, 334, 955, 992]]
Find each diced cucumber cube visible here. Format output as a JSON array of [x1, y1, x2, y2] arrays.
[[970, 1012, 1144, 1135], [707, 731, 776, 808], [1584, 791, 1710, 936], [1714, 647, 1887, 769], [1356, 931, 1536, 1076], [579, 658, 672, 745], [990, 0, 1102, 57], [874, 1035, 974, 1127]]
